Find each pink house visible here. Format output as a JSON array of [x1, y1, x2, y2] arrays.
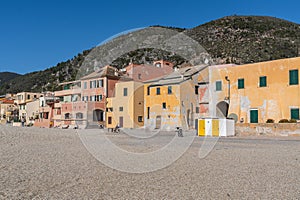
[[54, 66, 131, 128]]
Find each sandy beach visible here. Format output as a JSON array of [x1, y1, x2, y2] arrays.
[[0, 125, 299, 199]]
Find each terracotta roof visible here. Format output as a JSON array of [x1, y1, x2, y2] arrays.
[[1, 99, 14, 104]]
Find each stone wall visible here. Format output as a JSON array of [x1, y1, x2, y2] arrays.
[[235, 123, 300, 136]]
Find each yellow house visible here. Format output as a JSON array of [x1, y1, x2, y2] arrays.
[[106, 81, 144, 129], [199, 57, 300, 123], [144, 65, 207, 131]]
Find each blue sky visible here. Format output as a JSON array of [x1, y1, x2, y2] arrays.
[[0, 0, 299, 74]]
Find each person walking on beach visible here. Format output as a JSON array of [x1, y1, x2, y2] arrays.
[[21, 117, 25, 127]]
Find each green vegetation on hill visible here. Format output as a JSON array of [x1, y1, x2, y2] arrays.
[[0, 72, 20, 86], [185, 16, 300, 64], [0, 15, 299, 95]]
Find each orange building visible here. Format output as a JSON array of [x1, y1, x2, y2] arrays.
[[198, 57, 300, 123]]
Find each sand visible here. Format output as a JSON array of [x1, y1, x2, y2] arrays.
[[0, 125, 299, 199]]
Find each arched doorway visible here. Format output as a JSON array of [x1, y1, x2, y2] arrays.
[[216, 101, 229, 118], [93, 109, 104, 122]]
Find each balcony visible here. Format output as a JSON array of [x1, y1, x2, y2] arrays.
[[54, 87, 81, 97]]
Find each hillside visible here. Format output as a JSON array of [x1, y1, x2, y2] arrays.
[[185, 16, 300, 64], [0, 15, 299, 95], [0, 72, 21, 86]]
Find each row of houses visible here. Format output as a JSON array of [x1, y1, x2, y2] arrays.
[[1, 57, 300, 130]]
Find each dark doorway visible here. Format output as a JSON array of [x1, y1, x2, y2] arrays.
[[216, 101, 229, 118], [155, 115, 161, 129], [93, 109, 104, 121]]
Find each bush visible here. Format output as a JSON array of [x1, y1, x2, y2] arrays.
[[278, 119, 289, 123], [289, 119, 297, 123], [266, 119, 274, 123]]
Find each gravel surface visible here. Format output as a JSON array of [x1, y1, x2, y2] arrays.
[[0, 125, 299, 199]]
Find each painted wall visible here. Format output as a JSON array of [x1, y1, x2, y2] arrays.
[[207, 57, 300, 123], [106, 81, 144, 129], [144, 84, 181, 131], [26, 100, 40, 123]]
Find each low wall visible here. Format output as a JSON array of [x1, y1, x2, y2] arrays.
[[12, 122, 22, 127], [235, 123, 300, 136]]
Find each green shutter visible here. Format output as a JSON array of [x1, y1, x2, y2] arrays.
[[123, 88, 128, 96], [289, 70, 298, 85], [216, 81, 222, 91], [238, 79, 244, 89], [259, 76, 267, 87], [250, 110, 258, 123], [291, 108, 299, 120]]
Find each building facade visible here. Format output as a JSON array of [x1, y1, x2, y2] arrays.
[[54, 66, 128, 128], [14, 92, 43, 122], [106, 81, 144, 129], [144, 65, 207, 131], [199, 57, 300, 123]]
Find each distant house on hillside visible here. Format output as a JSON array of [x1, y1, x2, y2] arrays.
[[120, 60, 174, 82]]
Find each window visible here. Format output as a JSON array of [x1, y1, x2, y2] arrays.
[[238, 78, 244, 89], [147, 107, 150, 119], [147, 87, 150, 95], [90, 96, 95, 101], [56, 108, 61, 115], [259, 76, 267, 87], [95, 95, 102, 101], [138, 116, 143, 122], [27, 95, 30, 99], [162, 102, 166, 109], [168, 86, 172, 94], [119, 107, 123, 112], [196, 107, 200, 114], [291, 108, 299, 120], [83, 82, 87, 89], [98, 80, 103, 87], [108, 117, 112, 124], [289, 69, 298, 85], [156, 87, 161, 95], [138, 74, 141, 80], [123, 88, 128, 96], [216, 81, 222, 91], [65, 113, 70, 119], [82, 96, 88, 101], [195, 86, 199, 95], [90, 80, 96, 88]]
